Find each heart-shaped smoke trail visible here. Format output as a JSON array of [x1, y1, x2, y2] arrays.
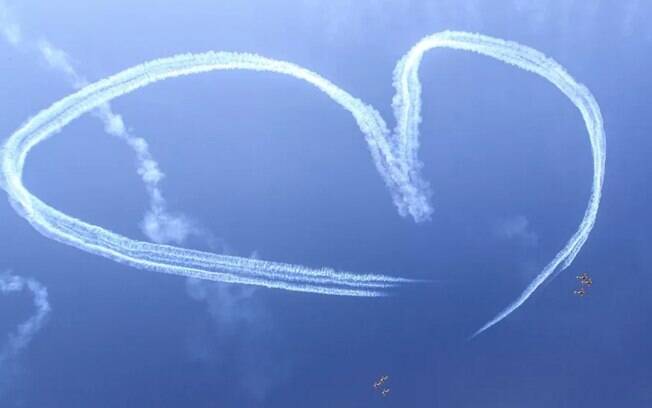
[[0, 32, 605, 334]]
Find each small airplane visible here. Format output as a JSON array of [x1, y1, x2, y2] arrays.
[[574, 287, 586, 297], [373, 375, 388, 389], [574, 272, 593, 296], [381, 388, 390, 397], [576, 272, 593, 287]]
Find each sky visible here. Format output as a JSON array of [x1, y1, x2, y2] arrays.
[[1, 1, 651, 407]]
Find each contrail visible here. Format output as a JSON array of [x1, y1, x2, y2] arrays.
[[1, 0, 196, 245], [0, 274, 50, 366], [0, 31, 605, 331]]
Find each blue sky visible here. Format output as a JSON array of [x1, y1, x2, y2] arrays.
[[1, 1, 651, 407]]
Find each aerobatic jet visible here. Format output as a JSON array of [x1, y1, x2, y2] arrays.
[[574, 287, 586, 297], [373, 375, 388, 389], [576, 272, 593, 287], [373, 375, 391, 397], [574, 272, 593, 296]]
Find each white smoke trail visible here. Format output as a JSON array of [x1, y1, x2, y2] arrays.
[[0, 31, 605, 331], [0, 51, 410, 296], [0, 274, 50, 366], [37, 38, 198, 245], [389, 32, 604, 337], [0, 0, 195, 245]]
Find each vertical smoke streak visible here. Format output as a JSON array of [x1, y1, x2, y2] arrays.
[[0, 0, 195, 245], [0, 1, 21, 46], [38, 39, 198, 245]]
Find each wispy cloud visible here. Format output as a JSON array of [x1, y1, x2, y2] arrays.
[[620, 0, 652, 39], [304, 0, 651, 44], [512, 0, 548, 32], [186, 260, 290, 402], [301, 0, 484, 45], [300, 0, 412, 45], [36, 40, 86, 87], [141, 209, 197, 246], [0, 1, 21, 46], [495, 215, 538, 247], [0, 273, 51, 396]]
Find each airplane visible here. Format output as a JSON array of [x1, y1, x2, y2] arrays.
[[576, 272, 593, 286], [381, 388, 390, 397], [373, 375, 389, 389], [574, 287, 586, 297]]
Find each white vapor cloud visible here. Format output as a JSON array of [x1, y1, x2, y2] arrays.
[[495, 215, 539, 247], [186, 253, 291, 402], [512, 0, 548, 32], [187, 278, 260, 327], [36, 40, 86, 88], [0, 273, 50, 367], [141, 209, 197, 245], [0, 2, 20, 46]]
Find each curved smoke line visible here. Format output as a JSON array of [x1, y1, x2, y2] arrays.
[[389, 32, 605, 336], [0, 274, 50, 366], [393, 32, 604, 337], [1, 0, 197, 246], [0, 32, 604, 333]]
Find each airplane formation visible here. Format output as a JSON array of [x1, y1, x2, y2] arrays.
[[373, 375, 390, 398], [574, 272, 593, 297]]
